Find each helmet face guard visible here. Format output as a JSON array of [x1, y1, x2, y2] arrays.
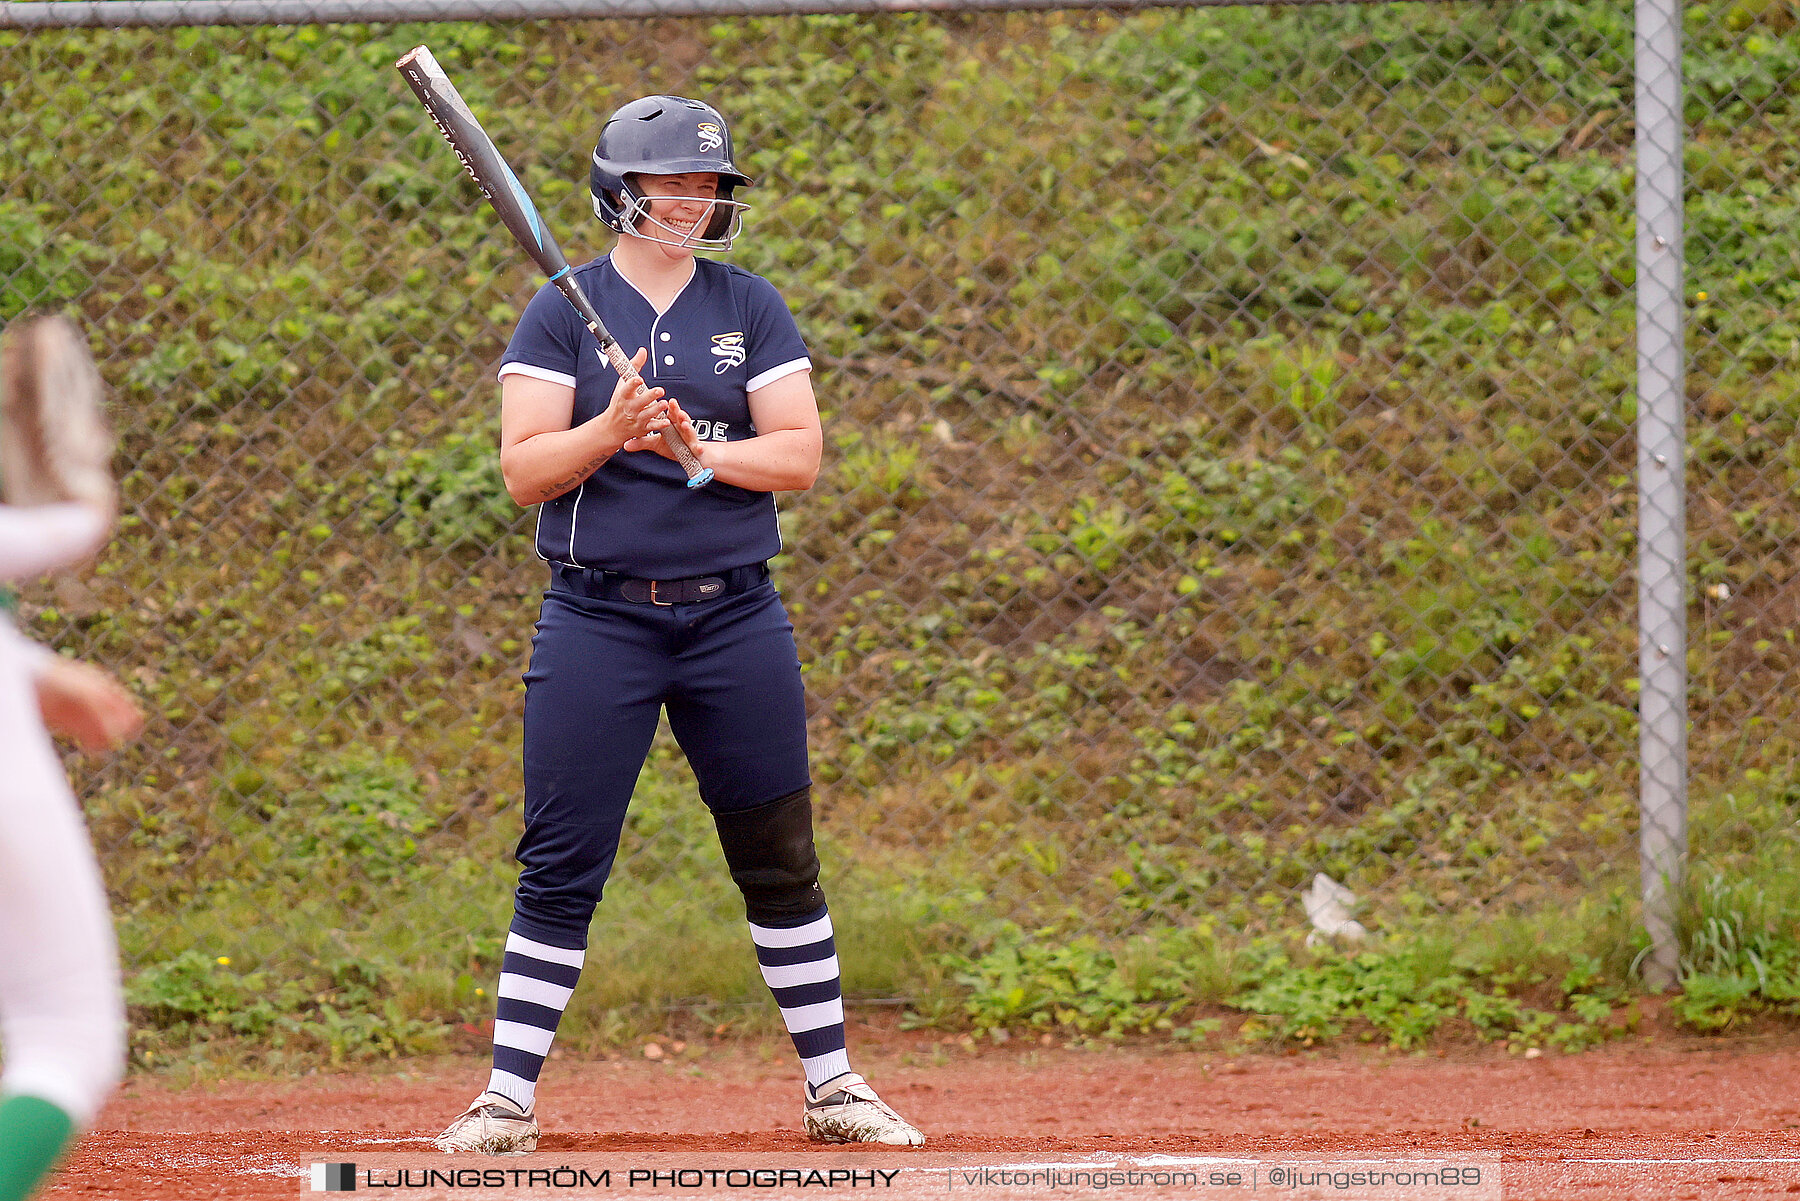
[[591, 95, 754, 252], [595, 177, 750, 252]]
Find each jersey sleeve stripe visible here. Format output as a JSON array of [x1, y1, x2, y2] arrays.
[[498, 361, 579, 388], [746, 357, 811, 394]]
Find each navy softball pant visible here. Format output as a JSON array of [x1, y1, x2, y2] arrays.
[[509, 576, 813, 948]]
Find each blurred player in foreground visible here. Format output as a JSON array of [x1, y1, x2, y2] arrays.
[[433, 95, 923, 1152], [0, 315, 144, 1201]]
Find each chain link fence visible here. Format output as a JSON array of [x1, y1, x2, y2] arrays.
[[3, 1, 1797, 1019]]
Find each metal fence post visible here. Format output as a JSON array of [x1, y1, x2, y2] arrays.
[[1635, 0, 1687, 991]]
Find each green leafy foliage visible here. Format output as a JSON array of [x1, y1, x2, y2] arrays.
[[127, 949, 444, 1066], [941, 924, 1226, 1039], [6, 3, 1800, 1061], [937, 919, 1636, 1051], [1231, 944, 1625, 1052], [362, 415, 522, 550], [1671, 863, 1800, 1031]]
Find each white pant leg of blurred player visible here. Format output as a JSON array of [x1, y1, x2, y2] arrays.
[[0, 503, 129, 1201]]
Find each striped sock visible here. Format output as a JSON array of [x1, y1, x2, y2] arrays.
[[484, 931, 584, 1112], [750, 906, 852, 1089]]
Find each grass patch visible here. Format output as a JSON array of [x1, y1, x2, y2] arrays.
[[4, 5, 1799, 1065]]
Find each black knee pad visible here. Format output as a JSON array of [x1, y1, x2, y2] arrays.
[[712, 786, 825, 926]]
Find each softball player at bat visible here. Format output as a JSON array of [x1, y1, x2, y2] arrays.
[[0, 500, 143, 1201], [434, 95, 923, 1152]]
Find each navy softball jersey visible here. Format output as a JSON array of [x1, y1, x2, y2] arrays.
[[496, 251, 817, 951], [498, 255, 811, 579]]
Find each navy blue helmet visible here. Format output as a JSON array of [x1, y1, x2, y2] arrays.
[[590, 95, 753, 250]]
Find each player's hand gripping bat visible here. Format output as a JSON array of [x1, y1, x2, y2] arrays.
[[397, 45, 714, 489]]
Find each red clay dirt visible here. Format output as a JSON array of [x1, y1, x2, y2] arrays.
[[40, 1019, 1800, 1199]]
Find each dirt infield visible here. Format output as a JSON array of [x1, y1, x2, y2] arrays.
[[41, 1022, 1800, 1199]]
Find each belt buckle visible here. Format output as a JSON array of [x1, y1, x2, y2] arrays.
[[649, 580, 673, 606]]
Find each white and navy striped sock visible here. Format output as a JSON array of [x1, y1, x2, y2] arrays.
[[750, 906, 852, 1089], [485, 931, 584, 1112]]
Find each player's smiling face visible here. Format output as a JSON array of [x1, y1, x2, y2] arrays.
[[630, 172, 722, 257]]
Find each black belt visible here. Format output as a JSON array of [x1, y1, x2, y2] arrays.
[[551, 561, 768, 606]]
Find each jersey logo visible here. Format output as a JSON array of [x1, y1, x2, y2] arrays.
[[697, 122, 724, 154], [710, 331, 746, 374]]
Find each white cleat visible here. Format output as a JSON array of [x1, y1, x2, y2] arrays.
[[802, 1072, 925, 1146], [434, 1091, 539, 1154]]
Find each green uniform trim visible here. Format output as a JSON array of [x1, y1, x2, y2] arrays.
[[0, 1094, 77, 1201]]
